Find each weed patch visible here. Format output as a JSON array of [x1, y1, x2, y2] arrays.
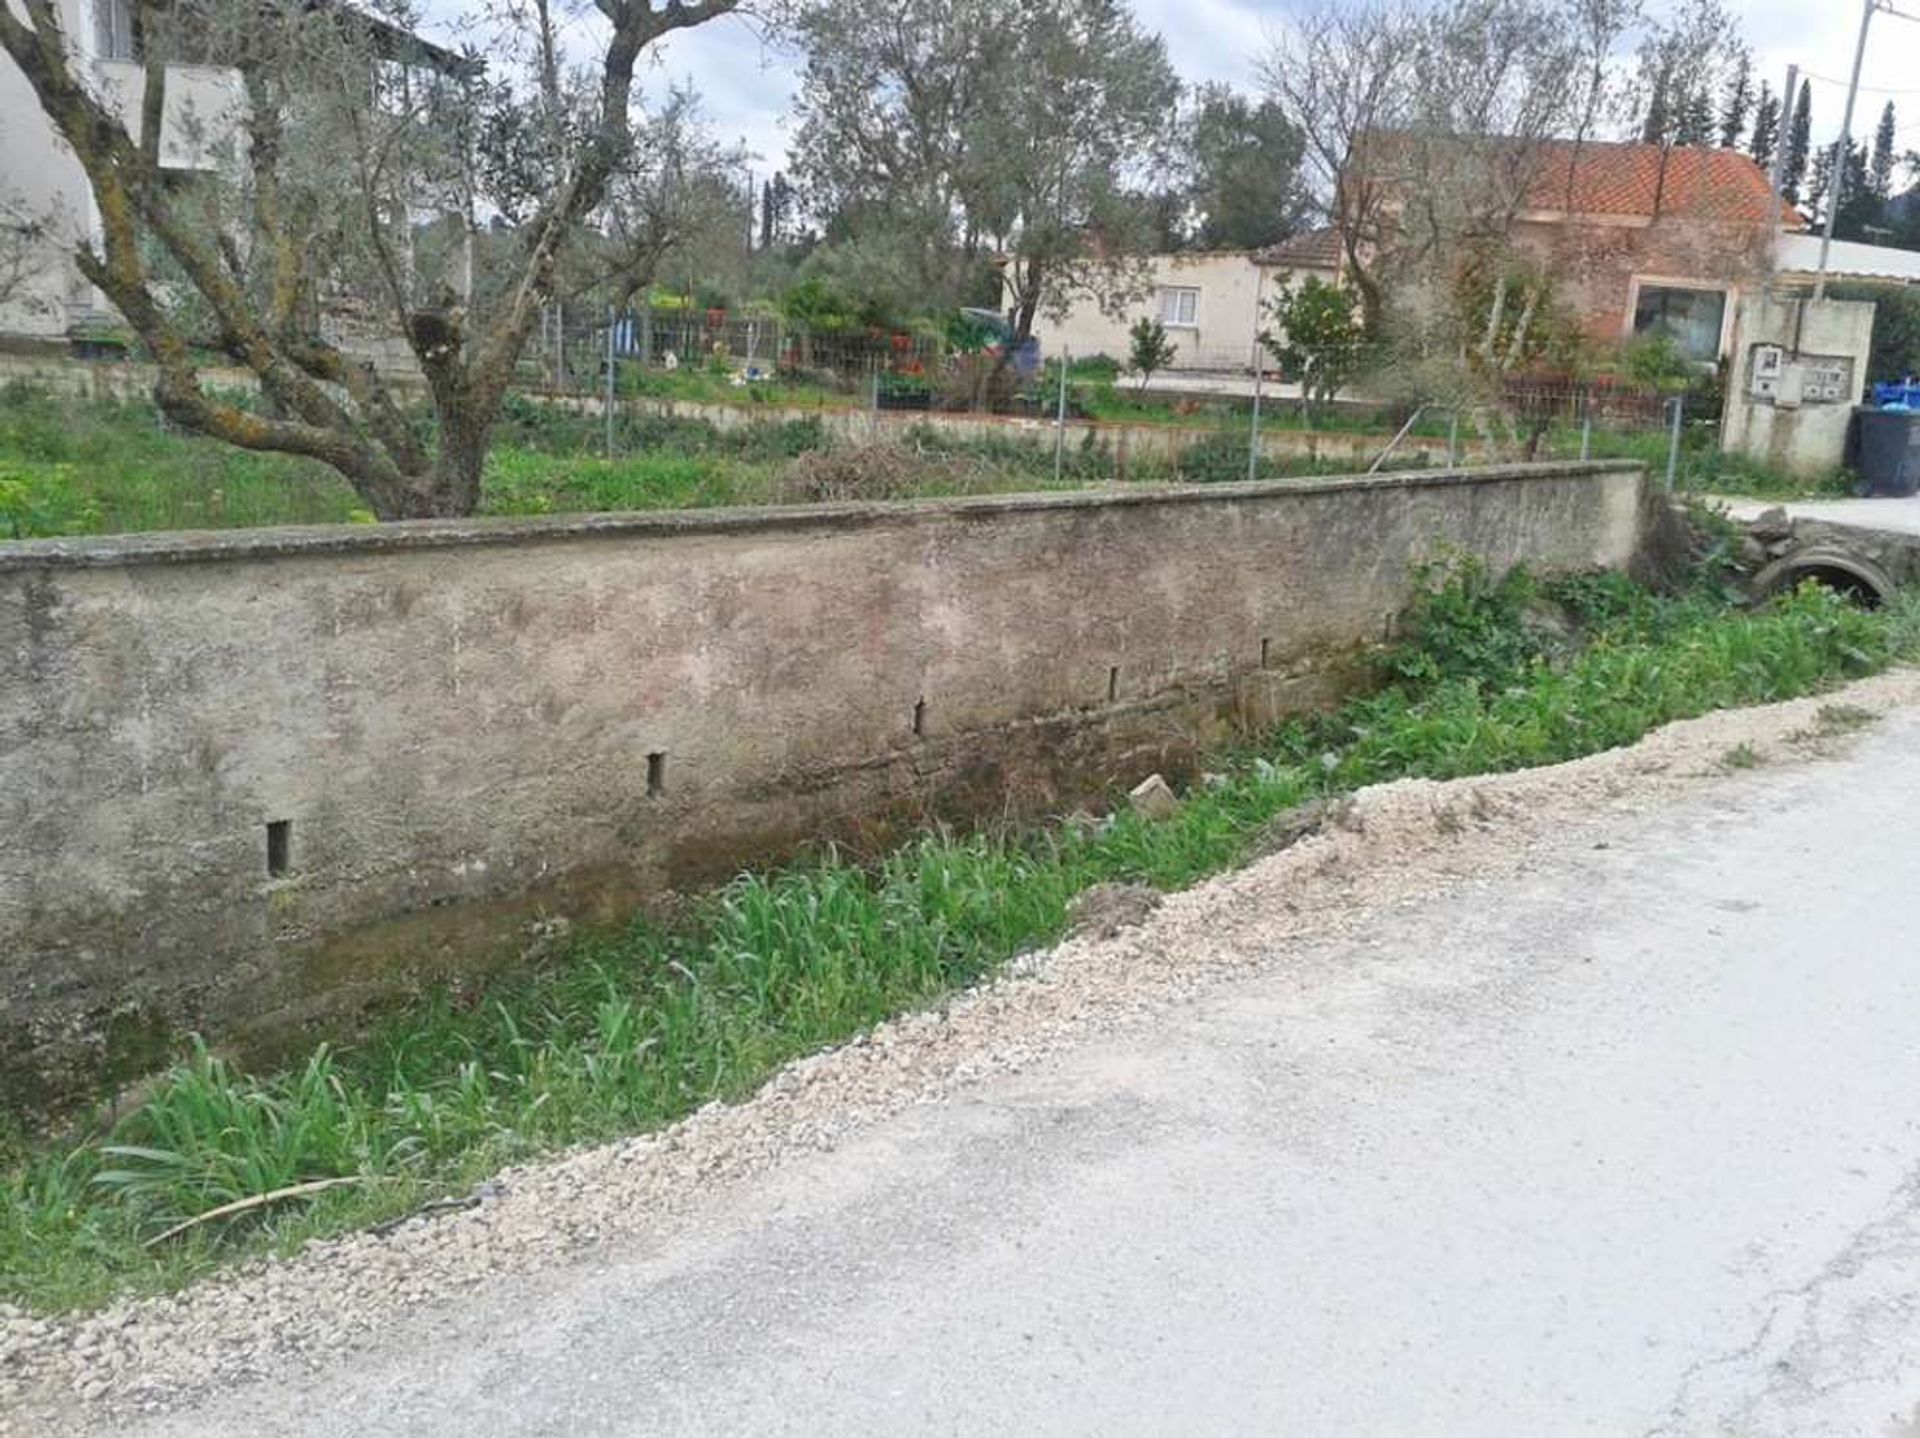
[[5, 548, 1918, 1314]]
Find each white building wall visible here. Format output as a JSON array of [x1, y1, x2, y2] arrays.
[[0, 0, 242, 340], [0, 0, 95, 337], [1025, 253, 1266, 372], [1025, 252, 1345, 374]]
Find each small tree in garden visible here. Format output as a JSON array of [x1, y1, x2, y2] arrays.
[[1261, 273, 1365, 420], [0, 0, 742, 519], [1127, 318, 1177, 392]]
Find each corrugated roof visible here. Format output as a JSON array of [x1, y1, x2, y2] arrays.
[[1776, 232, 1920, 282]]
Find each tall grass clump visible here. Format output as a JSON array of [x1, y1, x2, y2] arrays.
[[5, 559, 1918, 1313]]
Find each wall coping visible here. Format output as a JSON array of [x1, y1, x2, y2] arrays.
[[0, 461, 1643, 573]]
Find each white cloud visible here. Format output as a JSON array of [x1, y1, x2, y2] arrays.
[[416, 0, 1920, 173]]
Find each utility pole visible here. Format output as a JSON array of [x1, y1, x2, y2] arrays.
[[1768, 62, 1797, 240], [1248, 266, 1266, 483], [1814, 2, 1919, 299]]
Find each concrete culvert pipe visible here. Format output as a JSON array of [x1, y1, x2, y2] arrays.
[[1751, 546, 1895, 609]]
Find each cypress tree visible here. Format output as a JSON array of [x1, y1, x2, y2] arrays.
[[1749, 83, 1779, 169], [1872, 101, 1898, 201], [1718, 52, 1753, 149], [1782, 79, 1812, 204]]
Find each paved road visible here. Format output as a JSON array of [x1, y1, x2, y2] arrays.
[[147, 717, 1920, 1437], [1724, 494, 1920, 537]]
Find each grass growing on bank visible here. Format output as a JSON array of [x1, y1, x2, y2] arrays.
[[1570, 424, 1854, 499], [4, 558, 1918, 1316], [0, 384, 1417, 541], [0, 387, 1124, 538]]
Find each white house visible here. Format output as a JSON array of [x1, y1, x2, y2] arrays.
[[1023, 229, 1345, 375], [0, 0, 465, 345], [0, 0, 250, 339]]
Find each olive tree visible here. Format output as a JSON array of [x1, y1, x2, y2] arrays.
[[0, 0, 741, 519], [592, 86, 751, 314], [788, 0, 1179, 342]]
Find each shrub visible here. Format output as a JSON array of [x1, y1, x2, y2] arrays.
[[1173, 427, 1254, 484], [1069, 354, 1122, 381], [777, 443, 964, 503], [1127, 319, 1178, 391]]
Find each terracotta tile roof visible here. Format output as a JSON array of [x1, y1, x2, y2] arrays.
[[1255, 227, 1344, 269], [1524, 141, 1792, 224]]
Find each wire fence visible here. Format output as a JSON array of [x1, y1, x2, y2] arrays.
[[505, 305, 1710, 489], [522, 304, 949, 400]]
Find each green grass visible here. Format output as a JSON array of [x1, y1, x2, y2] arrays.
[[614, 365, 852, 409], [1061, 378, 1458, 439], [1558, 423, 1855, 498], [0, 387, 1416, 540], [0, 384, 1837, 540], [4, 558, 1916, 1315]]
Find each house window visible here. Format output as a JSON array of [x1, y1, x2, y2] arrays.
[[1632, 284, 1726, 364], [94, 0, 135, 60], [1158, 286, 1199, 328]]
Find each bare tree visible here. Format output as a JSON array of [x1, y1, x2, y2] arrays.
[[1633, 0, 1745, 214], [1256, 0, 1418, 334], [592, 86, 749, 315], [1556, 0, 1643, 209], [0, 0, 741, 519], [1262, 0, 1589, 353]]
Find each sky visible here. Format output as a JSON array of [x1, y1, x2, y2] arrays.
[[485, 0, 1920, 186]]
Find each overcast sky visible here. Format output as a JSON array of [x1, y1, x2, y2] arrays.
[[523, 0, 1920, 184]]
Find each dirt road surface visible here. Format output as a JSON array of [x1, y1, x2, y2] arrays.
[[12, 675, 1920, 1436]]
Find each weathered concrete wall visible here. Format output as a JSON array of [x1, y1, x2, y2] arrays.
[[548, 393, 1493, 471], [0, 463, 1645, 1104], [1723, 294, 1876, 478]]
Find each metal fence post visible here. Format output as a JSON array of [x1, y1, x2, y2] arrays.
[[1580, 399, 1593, 462], [1053, 348, 1070, 485], [1445, 411, 1459, 469], [1368, 405, 1426, 475], [870, 357, 879, 413], [1248, 351, 1265, 483], [1665, 396, 1684, 492], [605, 307, 616, 460]]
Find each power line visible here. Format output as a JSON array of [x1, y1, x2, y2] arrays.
[[1797, 69, 1920, 97]]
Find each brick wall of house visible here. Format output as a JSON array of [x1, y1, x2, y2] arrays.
[[1514, 214, 1775, 353]]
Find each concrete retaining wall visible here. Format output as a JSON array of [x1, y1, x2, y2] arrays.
[[0, 462, 1645, 1104]]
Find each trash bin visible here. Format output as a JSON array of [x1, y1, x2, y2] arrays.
[[1850, 406, 1920, 497]]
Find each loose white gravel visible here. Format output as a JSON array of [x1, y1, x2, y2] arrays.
[[6, 669, 1918, 1436]]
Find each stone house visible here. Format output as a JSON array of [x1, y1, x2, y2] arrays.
[[1503, 140, 1790, 365], [1027, 140, 1785, 376]]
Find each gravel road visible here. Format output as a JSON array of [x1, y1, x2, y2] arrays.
[[9, 672, 1920, 1435]]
